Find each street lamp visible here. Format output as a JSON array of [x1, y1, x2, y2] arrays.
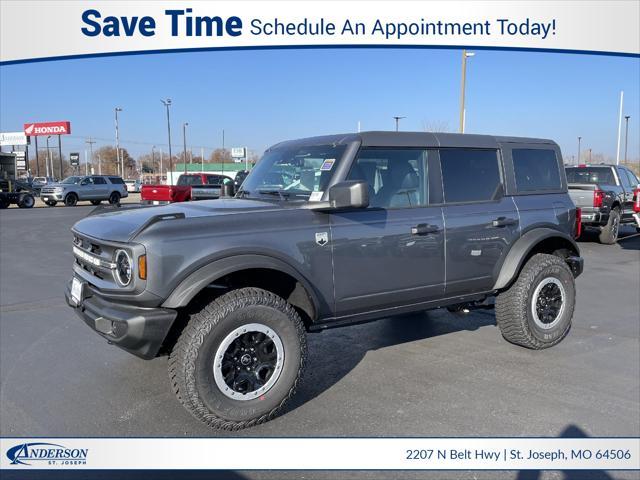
[[182, 122, 189, 174], [459, 50, 475, 133], [115, 107, 123, 177], [161, 99, 173, 183], [578, 136, 582, 165], [393, 116, 406, 132], [624, 115, 631, 164]]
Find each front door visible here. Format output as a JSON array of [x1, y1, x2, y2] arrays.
[[330, 147, 445, 317]]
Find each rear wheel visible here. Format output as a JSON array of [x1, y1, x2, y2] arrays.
[[17, 193, 35, 208], [169, 287, 306, 430], [495, 253, 575, 349], [108, 192, 120, 205], [64, 193, 78, 207], [599, 207, 620, 244]]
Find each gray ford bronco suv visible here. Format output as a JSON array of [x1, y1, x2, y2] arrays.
[[66, 132, 583, 429]]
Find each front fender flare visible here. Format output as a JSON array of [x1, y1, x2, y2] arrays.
[[161, 254, 320, 316], [493, 228, 580, 290]]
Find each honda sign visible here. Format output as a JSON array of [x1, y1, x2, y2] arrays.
[[23, 121, 71, 136]]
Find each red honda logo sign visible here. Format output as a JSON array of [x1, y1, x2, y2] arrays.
[[23, 121, 71, 136]]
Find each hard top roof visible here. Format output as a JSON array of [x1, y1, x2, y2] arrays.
[[269, 131, 557, 150]]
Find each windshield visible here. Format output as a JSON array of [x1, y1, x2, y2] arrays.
[[61, 176, 82, 184], [240, 144, 348, 199]]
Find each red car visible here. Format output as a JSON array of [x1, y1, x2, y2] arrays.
[[141, 173, 232, 204]]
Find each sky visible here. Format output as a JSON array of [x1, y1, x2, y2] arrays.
[[1, 47, 639, 163]]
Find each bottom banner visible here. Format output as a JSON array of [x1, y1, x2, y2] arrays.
[[1, 438, 638, 470]]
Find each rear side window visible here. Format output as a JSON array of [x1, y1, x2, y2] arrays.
[[512, 149, 561, 192], [565, 167, 615, 185], [109, 177, 124, 184], [440, 149, 501, 203], [92, 177, 107, 185], [177, 175, 202, 186]]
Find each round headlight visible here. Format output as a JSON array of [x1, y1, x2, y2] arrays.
[[114, 249, 132, 286]]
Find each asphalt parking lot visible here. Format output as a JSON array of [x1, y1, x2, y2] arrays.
[[0, 206, 638, 480]]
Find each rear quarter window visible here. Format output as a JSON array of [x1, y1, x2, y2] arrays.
[[512, 149, 561, 192], [108, 177, 124, 184]]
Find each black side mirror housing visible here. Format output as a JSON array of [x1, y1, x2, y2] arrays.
[[328, 180, 369, 209]]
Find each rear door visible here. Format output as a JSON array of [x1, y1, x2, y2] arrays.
[[617, 167, 637, 221], [92, 176, 109, 199], [439, 148, 520, 295], [330, 147, 445, 317]]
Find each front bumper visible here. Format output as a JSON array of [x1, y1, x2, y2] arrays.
[[40, 192, 64, 201], [141, 200, 170, 205], [65, 278, 177, 359]]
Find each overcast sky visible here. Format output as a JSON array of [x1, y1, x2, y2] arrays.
[[1, 47, 638, 162]]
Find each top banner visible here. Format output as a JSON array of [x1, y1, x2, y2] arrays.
[[0, 1, 639, 64]]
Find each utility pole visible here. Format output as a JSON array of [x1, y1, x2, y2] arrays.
[[182, 122, 189, 174], [616, 91, 624, 165], [45, 135, 52, 178], [159, 147, 163, 183], [459, 50, 475, 133], [624, 115, 631, 164], [577, 136, 582, 165], [393, 116, 405, 132], [34, 137, 40, 176], [589, 148, 592, 163], [161, 99, 173, 183], [85, 138, 96, 174], [151, 146, 156, 175]]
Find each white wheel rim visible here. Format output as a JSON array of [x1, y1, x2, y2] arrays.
[[213, 323, 285, 401]]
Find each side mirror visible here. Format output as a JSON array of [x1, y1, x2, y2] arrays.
[[328, 180, 369, 209], [220, 182, 235, 197]]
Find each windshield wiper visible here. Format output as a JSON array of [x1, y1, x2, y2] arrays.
[[257, 189, 290, 201]]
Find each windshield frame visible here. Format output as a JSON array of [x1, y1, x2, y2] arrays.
[[239, 142, 355, 201]]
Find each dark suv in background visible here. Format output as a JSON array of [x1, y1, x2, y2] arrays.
[[66, 132, 583, 430]]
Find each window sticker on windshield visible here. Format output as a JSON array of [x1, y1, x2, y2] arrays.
[[320, 159, 335, 171], [309, 191, 323, 202]]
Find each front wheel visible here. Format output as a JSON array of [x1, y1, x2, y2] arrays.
[[495, 253, 575, 349], [64, 193, 78, 207], [169, 288, 307, 430], [599, 207, 620, 244]]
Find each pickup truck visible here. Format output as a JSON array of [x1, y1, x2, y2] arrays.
[[565, 164, 640, 244], [141, 173, 234, 204]]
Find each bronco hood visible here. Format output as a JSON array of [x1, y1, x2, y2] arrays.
[[72, 199, 283, 243]]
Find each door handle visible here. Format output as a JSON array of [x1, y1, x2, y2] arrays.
[[411, 223, 439, 235], [492, 217, 519, 227]]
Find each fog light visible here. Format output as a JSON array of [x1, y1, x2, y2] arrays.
[[138, 254, 147, 280]]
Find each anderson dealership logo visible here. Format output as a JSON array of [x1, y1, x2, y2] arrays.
[[6, 442, 88, 466]]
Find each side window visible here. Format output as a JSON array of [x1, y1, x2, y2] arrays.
[[512, 149, 562, 192], [93, 177, 107, 185], [347, 148, 428, 208], [440, 149, 501, 203], [618, 168, 635, 189], [108, 176, 124, 184], [626, 169, 640, 186]]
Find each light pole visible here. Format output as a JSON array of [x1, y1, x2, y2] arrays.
[[85, 138, 95, 175], [624, 115, 630, 163], [161, 99, 173, 183], [182, 122, 189, 174], [589, 148, 592, 163], [151, 146, 156, 175], [577, 136, 582, 165], [393, 116, 405, 132], [115, 107, 123, 177], [45, 135, 52, 178], [459, 50, 475, 133]]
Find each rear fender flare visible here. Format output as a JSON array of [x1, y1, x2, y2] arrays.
[[493, 228, 579, 290]]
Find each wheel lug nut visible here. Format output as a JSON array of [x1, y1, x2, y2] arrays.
[[253, 357, 257, 361]]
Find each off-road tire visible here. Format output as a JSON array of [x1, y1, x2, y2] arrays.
[[45, 200, 57, 207], [108, 192, 120, 205], [168, 287, 307, 430], [64, 193, 78, 207], [495, 253, 575, 349], [90, 200, 101, 205], [17, 193, 35, 208], [599, 207, 620, 244]]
